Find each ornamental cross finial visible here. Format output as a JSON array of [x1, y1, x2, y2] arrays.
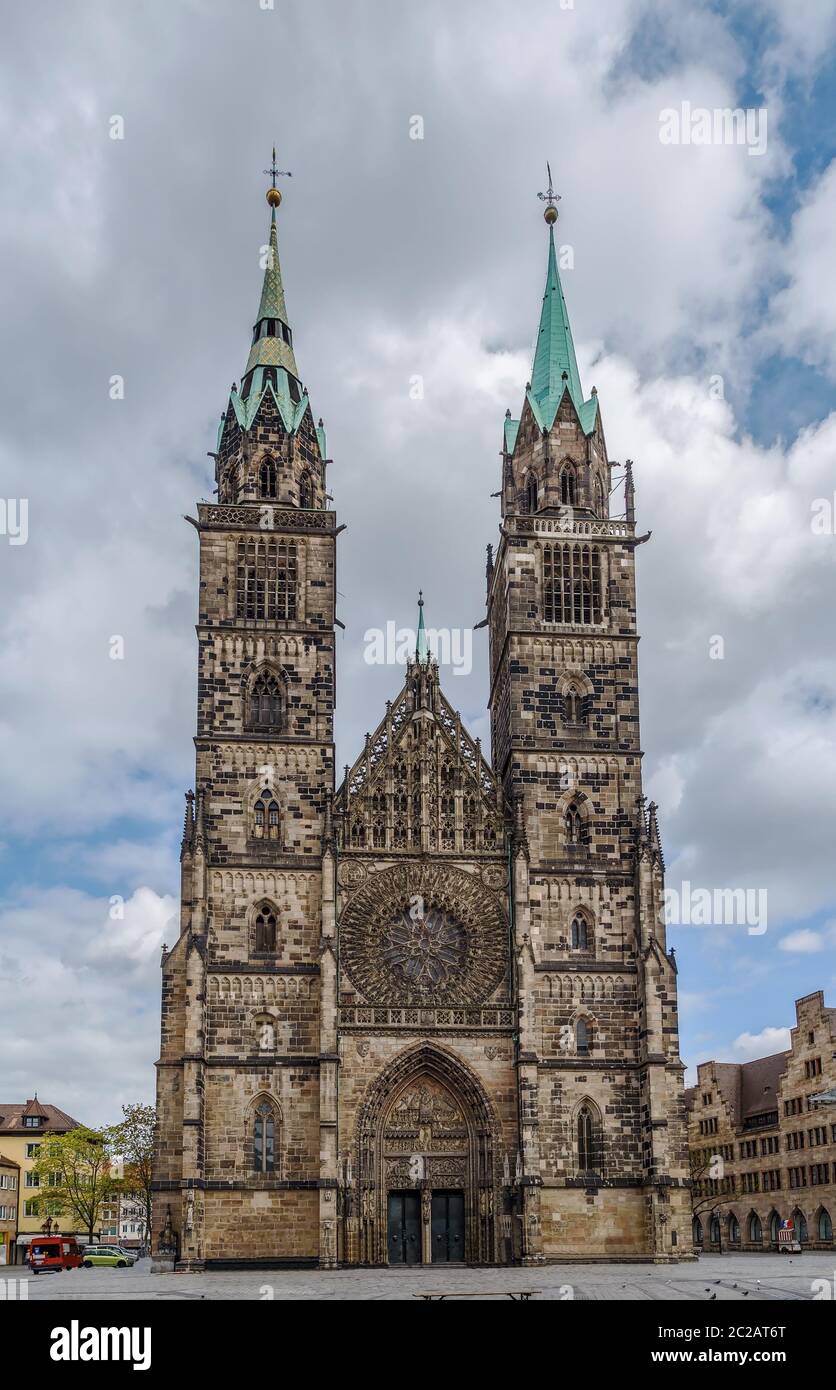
[[264, 145, 292, 189], [537, 162, 561, 224]]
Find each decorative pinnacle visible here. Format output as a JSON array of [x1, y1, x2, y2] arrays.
[[264, 145, 292, 208], [416, 589, 429, 665], [537, 161, 561, 225]]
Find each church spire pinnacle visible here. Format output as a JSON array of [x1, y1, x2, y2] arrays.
[[218, 150, 327, 468], [537, 161, 560, 226], [243, 152, 299, 385], [501, 167, 600, 443], [530, 171, 583, 423], [416, 590, 429, 664]]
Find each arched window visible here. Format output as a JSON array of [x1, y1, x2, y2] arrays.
[[818, 1208, 833, 1242], [577, 1105, 599, 1172], [728, 1212, 740, 1244], [710, 1214, 721, 1245], [259, 456, 277, 499], [252, 1100, 277, 1174], [253, 791, 281, 842], [559, 464, 576, 506], [526, 474, 538, 513], [792, 1208, 808, 1244], [570, 914, 589, 950], [576, 1018, 591, 1056], [256, 1018, 275, 1053], [299, 471, 313, 509], [247, 670, 284, 731], [748, 1212, 762, 1243], [565, 801, 583, 845], [563, 684, 583, 725], [693, 1217, 703, 1246], [254, 903, 278, 953], [769, 1210, 780, 1244]]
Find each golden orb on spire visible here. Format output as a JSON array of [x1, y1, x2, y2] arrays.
[[263, 146, 291, 209], [538, 162, 561, 226]]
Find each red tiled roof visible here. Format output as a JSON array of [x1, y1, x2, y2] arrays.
[[0, 1101, 82, 1134], [21, 1095, 49, 1120]]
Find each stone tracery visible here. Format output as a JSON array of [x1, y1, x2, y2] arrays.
[[340, 862, 507, 1007]]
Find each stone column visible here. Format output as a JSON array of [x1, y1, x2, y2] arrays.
[[318, 838, 339, 1267]]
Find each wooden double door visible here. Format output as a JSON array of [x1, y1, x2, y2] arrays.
[[387, 1189, 465, 1265]]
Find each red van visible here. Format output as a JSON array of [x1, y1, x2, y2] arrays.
[[27, 1236, 83, 1273]]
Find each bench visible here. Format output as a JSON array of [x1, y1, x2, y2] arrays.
[[413, 1290, 541, 1301]]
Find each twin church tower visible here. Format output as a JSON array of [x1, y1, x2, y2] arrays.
[[151, 161, 692, 1268]]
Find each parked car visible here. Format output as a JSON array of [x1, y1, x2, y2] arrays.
[[110, 1246, 138, 1264], [27, 1237, 84, 1274], [80, 1244, 132, 1268]]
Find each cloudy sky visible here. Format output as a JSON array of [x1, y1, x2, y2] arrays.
[[1, 0, 835, 1124]]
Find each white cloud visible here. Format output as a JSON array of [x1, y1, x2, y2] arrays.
[[85, 885, 178, 972], [0, 885, 176, 1124], [732, 1025, 792, 1059], [756, 0, 836, 80], [778, 925, 836, 954], [768, 160, 836, 379]]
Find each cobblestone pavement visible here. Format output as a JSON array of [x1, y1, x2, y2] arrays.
[[9, 1252, 835, 1301]]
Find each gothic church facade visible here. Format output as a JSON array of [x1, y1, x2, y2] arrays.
[[151, 177, 692, 1268]]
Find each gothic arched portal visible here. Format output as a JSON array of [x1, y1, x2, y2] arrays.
[[350, 1044, 502, 1266]]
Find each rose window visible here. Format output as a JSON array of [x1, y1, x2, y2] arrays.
[[381, 906, 467, 993]]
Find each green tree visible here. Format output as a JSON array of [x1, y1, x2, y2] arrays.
[[29, 1127, 114, 1242], [108, 1103, 156, 1245]]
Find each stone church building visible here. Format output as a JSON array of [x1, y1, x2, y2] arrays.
[[151, 172, 692, 1268]]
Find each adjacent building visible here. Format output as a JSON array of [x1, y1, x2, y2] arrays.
[[0, 1096, 82, 1263], [152, 171, 692, 1269], [686, 991, 836, 1250], [0, 1154, 19, 1266], [100, 1192, 149, 1250]]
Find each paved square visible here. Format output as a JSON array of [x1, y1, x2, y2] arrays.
[[11, 1252, 835, 1301]]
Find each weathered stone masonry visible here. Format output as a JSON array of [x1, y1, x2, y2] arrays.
[[151, 185, 692, 1268]]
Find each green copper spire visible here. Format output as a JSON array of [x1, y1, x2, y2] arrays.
[[504, 177, 599, 449], [416, 590, 429, 664], [258, 209, 291, 323], [218, 158, 327, 459], [244, 206, 299, 380], [530, 224, 583, 420]]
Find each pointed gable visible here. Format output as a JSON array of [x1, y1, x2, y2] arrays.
[[21, 1095, 49, 1121], [337, 658, 504, 854]]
